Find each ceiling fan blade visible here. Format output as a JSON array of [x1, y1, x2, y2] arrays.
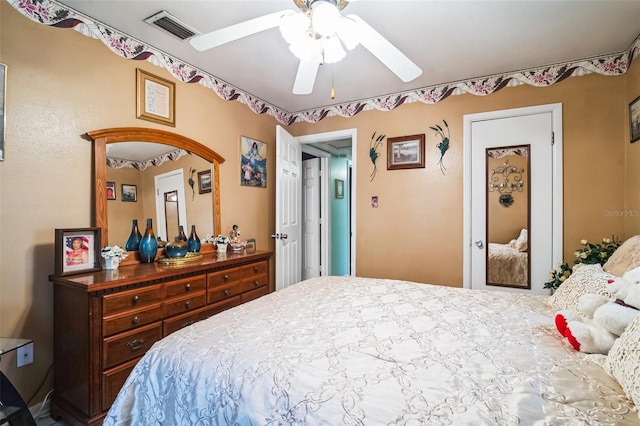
[[190, 10, 292, 51], [348, 14, 422, 82], [293, 60, 320, 95]]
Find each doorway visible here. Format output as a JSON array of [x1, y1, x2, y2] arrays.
[[154, 169, 187, 242], [275, 126, 356, 289], [463, 104, 563, 294]]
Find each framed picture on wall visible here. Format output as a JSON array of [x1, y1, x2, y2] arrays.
[[387, 134, 426, 170], [240, 136, 267, 188], [106, 181, 116, 200], [198, 170, 212, 194], [136, 68, 175, 127], [54, 228, 102, 276], [630, 95, 640, 143], [121, 184, 137, 202]]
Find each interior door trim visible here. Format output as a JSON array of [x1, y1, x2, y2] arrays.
[[462, 103, 563, 291]]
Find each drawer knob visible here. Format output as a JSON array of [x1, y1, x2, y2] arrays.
[[224, 289, 230, 297], [181, 320, 194, 329], [254, 281, 259, 287], [185, 283, 191, 291], [132, 295, 139, 304], [127, 338, 145, 351], [132, 316, 139, 324], [253, 266, 259, 273], [224, 275, 229, 281], [185, 300, 191, 308]]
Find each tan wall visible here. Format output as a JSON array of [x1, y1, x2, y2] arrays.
[[289, 69, 628, 282], [1, 0, 638, 410], [0, 2, 277, 404], [626, 58, 640, 236]]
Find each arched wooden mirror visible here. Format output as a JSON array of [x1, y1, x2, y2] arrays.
[[88, 127, 224, 248]]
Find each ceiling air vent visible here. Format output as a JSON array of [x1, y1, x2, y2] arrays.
[[144, 11, 200, 41]]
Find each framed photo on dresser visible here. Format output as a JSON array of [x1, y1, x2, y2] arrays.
[[54, 227, 102, 276]]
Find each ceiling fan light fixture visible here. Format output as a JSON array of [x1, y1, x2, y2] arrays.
[[279, 11, 310, 45], [322, 36, 346, 63], [311, 0, 341, 37], [336, 16, 359, 50], [289, 36, 323, 63]]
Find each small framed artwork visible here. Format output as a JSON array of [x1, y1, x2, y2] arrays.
[[54, 227, 102, 276], [630, 95, 640, 143], [198, 170, 212, 194], [121, 184, 137, 202], [387, 134, 426, 170], [335, 179, 344, 199], [136, 68, 175, 127], [106, 181, 116, 200], [0, 63, 5, 161], [240, 136, 267, 188]]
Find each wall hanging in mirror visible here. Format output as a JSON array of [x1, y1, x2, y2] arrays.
[[240, 136, 267, 188], [335, 179, 344, 199], [387, 134, 426, 170], [198, 170, 212, 194], [487, 146, 527, 208], [136, 68, 176, 127]]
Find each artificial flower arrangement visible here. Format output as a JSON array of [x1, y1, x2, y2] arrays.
[[213, 235, 230, 245], [101, 245, 128, 260], [544, 237, 621, 290]]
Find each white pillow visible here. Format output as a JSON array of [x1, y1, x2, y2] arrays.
[[509, 229, 528, 252], [603, 235, 640, 277], [548, 264, 615, 311], [605, 313, 640, 413]]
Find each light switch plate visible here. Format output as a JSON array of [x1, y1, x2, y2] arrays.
[[17, 342, 34, 367]]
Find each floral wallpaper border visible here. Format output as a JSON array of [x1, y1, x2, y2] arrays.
[[9, 0, 640, 125], [106, 148, 188, 171]]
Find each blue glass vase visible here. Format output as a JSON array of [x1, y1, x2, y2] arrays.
[[139, 218, 158, 263], [187, 225, 201, 253], [125, 219, 142, 252]]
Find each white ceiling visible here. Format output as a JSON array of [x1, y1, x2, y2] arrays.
[[56, 0, 640, 114]]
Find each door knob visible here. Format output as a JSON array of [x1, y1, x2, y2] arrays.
[[281, 234, 288, 239], [270, 233, 280, 239], [475, 240, 484, 248]]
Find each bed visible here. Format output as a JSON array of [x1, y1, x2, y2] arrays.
[[487, 242, 528, 286], [104, 275, 639, 425]]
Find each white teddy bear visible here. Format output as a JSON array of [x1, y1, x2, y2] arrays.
[[555, 265, 640, 354]]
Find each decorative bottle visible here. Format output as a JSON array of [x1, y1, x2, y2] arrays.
[[138, 218, 158, 263], [187, 225, 201, 253], [125, 219, 142, 252], [176, 225, 188, 242]]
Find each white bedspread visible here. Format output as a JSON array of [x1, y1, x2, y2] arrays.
[[105, 276, 637, 425]]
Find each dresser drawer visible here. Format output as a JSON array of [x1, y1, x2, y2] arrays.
[[102, 303, 163, 336], [241, 261, 268, 278], [103, 285, 162, 316], [103, 323, 162, 369], [208, 267, 241, 287], [102, 358, 139, 410], [163, 292, 206, 317], [164, 275, 206, 298], [208, 281, 243, 304], [240, 286, 269, 303], [241, 274, 268, 292]]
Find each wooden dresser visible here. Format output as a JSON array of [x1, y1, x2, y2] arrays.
[[49, 250, 272, 426]]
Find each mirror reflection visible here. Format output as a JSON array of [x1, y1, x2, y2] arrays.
[[106, 142, 213, 246], [486, 145, 531, 289]]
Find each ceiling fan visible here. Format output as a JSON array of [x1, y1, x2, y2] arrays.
[[189, 0, 422, 95]]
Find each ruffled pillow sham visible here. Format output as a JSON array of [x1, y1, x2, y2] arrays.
[[548, 263, 615, 312]]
